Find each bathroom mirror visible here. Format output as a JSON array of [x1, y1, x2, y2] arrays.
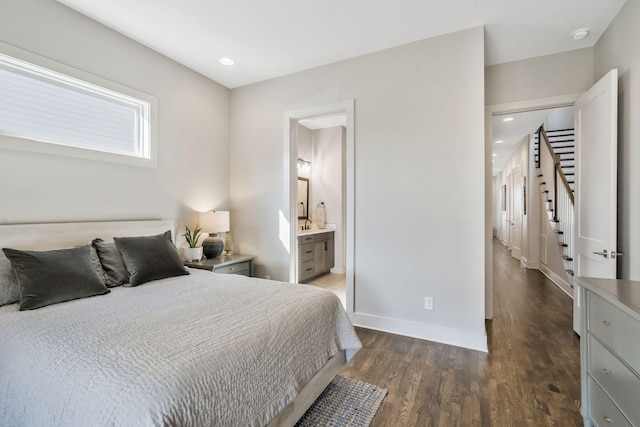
[[297, 177, 309, 219]]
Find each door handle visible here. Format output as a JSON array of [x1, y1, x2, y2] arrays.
[[593, 250, 608, 258], [611, 251, 623, 259]]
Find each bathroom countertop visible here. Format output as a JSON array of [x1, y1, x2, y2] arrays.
[[297, 224, 336, 236]]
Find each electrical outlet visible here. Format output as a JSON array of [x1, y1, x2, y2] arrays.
[[424, 297, 433, 310]]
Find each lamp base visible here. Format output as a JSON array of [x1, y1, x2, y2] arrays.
[[203, 235, 224, 259]]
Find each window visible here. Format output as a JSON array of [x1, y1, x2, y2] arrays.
[[0, 47, 156, 167]]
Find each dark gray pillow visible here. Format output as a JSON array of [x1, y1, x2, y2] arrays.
[[0, 258, 20, 307], [92, 238, 129, 287], [113, 230, 189, 287], [2, 246, 110, 311]]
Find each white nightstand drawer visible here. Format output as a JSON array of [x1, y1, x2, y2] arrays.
[[588, 292, 640, 374], [588, 334, 640, 423], [589, 377, 632, 427]]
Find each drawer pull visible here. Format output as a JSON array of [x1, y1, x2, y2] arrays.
[[306, 268, 313, 272], [603, 416, 611, 423], [602, 320, 610, 326], [601, 368, 611, 374], [306, 251, 313, 254], [230, 267, 234, 271]]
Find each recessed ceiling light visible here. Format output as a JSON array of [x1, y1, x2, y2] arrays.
[[503, 117, 514, 122], [492, 154, 497, 157], [572, 28, 590, 40], [495, 140, 503, 144], [220, 58, 235, 66]]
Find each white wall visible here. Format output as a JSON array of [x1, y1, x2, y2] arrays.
[[486, 48, 594, 106], [311, 126, 345, 273], [544, 106, 574, 131], [0, 0, 230, 243], [230, 27, 487, 351], [594, 0, 640, 280], [296, 124, 313, 171]]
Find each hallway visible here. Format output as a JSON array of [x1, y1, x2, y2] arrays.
[[340, 238, 582, 426]]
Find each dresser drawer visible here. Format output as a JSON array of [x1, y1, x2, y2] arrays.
[[300, 243, 315, 262], [588, 292, 640, 374], [215, 261, 251, 275], [588, 334, 640, 423], [299, 259, 315, 282], [589, 377, 632, 427]]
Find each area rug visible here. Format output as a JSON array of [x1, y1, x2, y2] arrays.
[[295, 376, 388, 427]]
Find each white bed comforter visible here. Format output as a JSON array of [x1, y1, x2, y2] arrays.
[[0, 269, 361, 426]]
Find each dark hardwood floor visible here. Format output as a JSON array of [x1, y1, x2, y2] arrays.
[[340, 239, 582, 426]]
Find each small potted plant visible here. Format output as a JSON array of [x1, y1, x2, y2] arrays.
[[182, 225, 203, 262]]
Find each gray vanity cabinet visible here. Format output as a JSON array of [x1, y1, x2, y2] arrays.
[[297, 231, 334, 283]]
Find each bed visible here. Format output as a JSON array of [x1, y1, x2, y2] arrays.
[[0, 220, 361, 427]]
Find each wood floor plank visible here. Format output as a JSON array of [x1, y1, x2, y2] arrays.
[[340, 239, 582, 426]]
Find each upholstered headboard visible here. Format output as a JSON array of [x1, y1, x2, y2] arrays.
[[0, 220, 175, 261]]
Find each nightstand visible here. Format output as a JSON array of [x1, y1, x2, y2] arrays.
[[185, 254, 255, 277]]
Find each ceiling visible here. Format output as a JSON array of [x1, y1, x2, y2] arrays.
[[492, 106, 575, 176], [492, 110, 550, 175], [298, 115, 347, 131], [56, 0, 626, 89]]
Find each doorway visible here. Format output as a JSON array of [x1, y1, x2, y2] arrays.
[[284, 100, 355, 314]]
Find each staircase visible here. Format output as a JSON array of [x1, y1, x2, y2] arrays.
[[534, 128, 575, 190], [534, 127, 575, 280]]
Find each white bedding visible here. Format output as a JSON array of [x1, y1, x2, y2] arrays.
[[0, 269, 361, 426]]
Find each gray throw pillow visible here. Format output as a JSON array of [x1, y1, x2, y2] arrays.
[[0, 258, 20, 307], [92, 238, 130, 286], [2, 246, 110, 311], [114, 230, 189, 287]]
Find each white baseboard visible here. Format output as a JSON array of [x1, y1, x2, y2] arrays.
[[520, 257, 540, 269], [330, 266, 346, 274], [350, 312, 488, 353], [539, 264, 573, 298]]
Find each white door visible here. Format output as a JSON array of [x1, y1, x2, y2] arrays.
[[573, 69, 618, 333], [510, 166, 523, 260]]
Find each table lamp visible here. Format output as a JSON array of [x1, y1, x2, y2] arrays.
[[199, 211, 230, 259]]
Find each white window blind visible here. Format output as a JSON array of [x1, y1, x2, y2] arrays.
[[0, 53, 150, 159]]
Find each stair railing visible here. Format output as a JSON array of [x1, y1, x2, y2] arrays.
[[536, 125, 575, 276], [538, 127, 574, 207]]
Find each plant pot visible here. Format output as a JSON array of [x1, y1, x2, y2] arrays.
[[183, 246, 203, 262]]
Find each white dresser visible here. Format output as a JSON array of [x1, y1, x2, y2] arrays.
[[577, 277, 640, 427]]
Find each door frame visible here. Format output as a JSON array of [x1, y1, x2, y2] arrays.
[[508, 164, 523, 260], [284, 100, 355, 314], [486, 93, 580, 318]]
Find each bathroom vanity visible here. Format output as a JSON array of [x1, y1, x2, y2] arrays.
[[297, 229, 335, 283]]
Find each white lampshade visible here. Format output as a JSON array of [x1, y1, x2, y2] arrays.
[[199, 211, 230, 233]]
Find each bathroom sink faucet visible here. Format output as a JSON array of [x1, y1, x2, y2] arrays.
[[304, 219, 312, 230]]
